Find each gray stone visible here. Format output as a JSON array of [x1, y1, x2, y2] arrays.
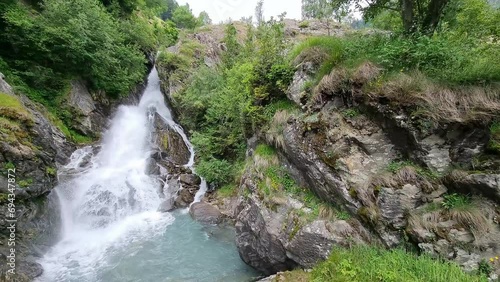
[[179, 173, 201, 186], [158, 199, 175, 212], [153, 113, 190, 165], [235, 196, 293, 275], [286, 220, 364, 268], [189, 202, 224, 225], [448, 229, 474, 244], [454, 249, 481, 273], [287, 62, 314, 106]]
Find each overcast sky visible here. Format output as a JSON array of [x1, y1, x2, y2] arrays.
[[176, 0, 303, 23]]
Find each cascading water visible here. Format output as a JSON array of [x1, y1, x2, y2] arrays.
[[37, 68, 257, 282]]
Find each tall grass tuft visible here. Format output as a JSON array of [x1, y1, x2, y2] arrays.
[[311, 246, 488, 282]]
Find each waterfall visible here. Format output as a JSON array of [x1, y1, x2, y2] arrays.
[[37, 68, 205, 281]]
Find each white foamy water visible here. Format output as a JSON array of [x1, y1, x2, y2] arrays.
[[34, 68, 256, 282]]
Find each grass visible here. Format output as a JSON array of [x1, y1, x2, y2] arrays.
[[255, 144, 277, 158], [46, 111, 93, 144], [386, 160, 441, 180], [441, 195, 490, 235], [441, 193, 471, 210], [265, 110, 293, 149], [45, 166, 56, 176], [0, 92, 33, 124], [342, 108, 360, 118], [216, 184, 237, 198], [310, 246, 488, 282], [488, 121, 500, 153], [290, 34, 500, 124], [18, 178, 33, 188]]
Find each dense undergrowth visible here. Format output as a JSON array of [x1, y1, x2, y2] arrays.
[[0, 0, 203, 143]]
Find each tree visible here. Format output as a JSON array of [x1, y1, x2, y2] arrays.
[[198, 11, 212, 25], [160, 0, 178, 20], [255, 0, 264, 25], [171, 4, 198, 29], [339, 0, 451, 34]]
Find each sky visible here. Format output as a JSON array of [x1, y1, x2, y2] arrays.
[[176, 0, 303, 23]]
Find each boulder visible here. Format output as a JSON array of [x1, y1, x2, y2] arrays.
[[180, 173, 201, 186], [189, 202, 224, 225], [286, 220, 364, 268], [153, 113, 190, 165], [235, 196, 293, 275]]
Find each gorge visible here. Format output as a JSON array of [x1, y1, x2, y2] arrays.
[[1, 0, 499, 281]]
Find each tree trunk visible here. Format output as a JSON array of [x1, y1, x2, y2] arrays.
[[422, 0, 450, 34], [401, 0, 415, 34]]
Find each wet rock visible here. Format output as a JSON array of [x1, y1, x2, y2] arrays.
[[153, 113, 190, 165], [448, 229, 474, 244], [158, 199, 175, 212], [174, 188, 198, 208], [180, 173, 201, 186], [67, 80, 97, 135], [189, 202, 224, 225], [420, 135, 451, 173]]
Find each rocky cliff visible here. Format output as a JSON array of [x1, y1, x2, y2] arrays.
[[0, 75, 74, 280], [155, 21, 500, 280], [227, 61, 500, 278]]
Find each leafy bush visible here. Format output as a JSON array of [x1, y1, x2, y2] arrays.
[[488, 121, 500, 153], [1, 0, 148, 97], [311, 246, 488, 282], [195, 158, 234, 185]]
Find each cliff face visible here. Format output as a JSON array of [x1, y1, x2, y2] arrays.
[[155, 22, 499, 279], [0, 75, 74, 280], [229, 61, 500, 277]]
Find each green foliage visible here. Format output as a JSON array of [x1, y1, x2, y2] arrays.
[[488, 121, 500, 153], [197, 11, 211, 26], [386, 161, 415, 173], [121, 14, 178, 53], [216, 184, 237, 198], [293, 2, 500, 85], [254, 144, 276, 158], [1, 0, 149, 97], [3, 162, 15, 170], [195, 158, 234, 185], [442, 193, 471, 210], [477, 259, 494, 276], [386, 160, 440, 179], [336, 210, 351, 220], [342, 108, 360, 118], [18, 178, 33, 188], [298, 21, 310, 28], [311, 246, 488, 282], [171, 4, 198, 29], [370, 10, 402, 31], [45, 166, 56, 176]]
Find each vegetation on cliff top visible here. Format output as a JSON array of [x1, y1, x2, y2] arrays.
[[0, 0, 207, 142]]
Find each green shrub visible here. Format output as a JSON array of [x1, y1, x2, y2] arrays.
[[195, 158, 234, 185], [298, 21, 310, 29], [311, 246, 488, 282], [488, 121, 500, 153], [442, 193, 471, 210], [254, 144, 276, 158]]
